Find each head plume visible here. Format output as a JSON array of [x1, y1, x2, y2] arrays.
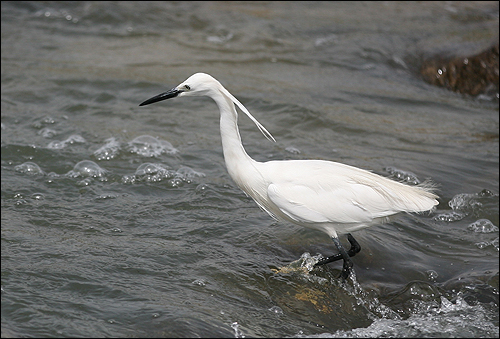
[[217, 84, 276, 142]]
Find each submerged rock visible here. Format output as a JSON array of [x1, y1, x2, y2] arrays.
[[420, 43, 499, 97]]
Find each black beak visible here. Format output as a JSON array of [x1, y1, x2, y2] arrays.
[[139, 88, 181, 106]]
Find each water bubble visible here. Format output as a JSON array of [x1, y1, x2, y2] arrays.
[[47, 134, 85, 149], [76, 178, 92, 187], [433, 211, 466, 222], [32, 115, 56, 129], [133, 163, 174, 182], [425, 270, 439, 282], [47, 140, 64, 149], [268, 306, 284, 315], [38, 127, 58, 138], [467, 219, 498, 233], [121, 175, 135, 184], [14, 162, 44, 175], [400, 281, 440, 301], [67, 134, 85, 144], [15, 199, 28, 206], [285, 146, 301, 154], [135, 163, 170, 176], [96, 194, 117, 200], [176, 166, 205, 179], [475, 241, 489, 249], [94, 137, 121, 160], [192, 279, 207, 286], [195, 184, 209, 194], [449, 193, 473, 210], [31, 193, 45, 200], [127, 135, 178, 157], [478, 189, 494, 197], [385, 167, 420, 185], [475, 237, 499, 251], [448, 192, 485, 212], [66, 160, 107, 180], [446, 190, 498, 220], [492, 237, 499, 251], [167, 178, 183, 188]]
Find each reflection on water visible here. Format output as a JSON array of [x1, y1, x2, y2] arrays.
[[1, 1, 498, 338]]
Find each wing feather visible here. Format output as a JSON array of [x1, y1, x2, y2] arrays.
[[262, 160, 438, 225]]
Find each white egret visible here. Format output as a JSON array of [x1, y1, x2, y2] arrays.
[[139, 73, 439, 279]]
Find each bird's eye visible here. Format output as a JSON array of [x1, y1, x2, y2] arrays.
[[184, 85, 191, 90]]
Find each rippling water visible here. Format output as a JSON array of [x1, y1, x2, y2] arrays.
[[1, 2, 499, 338]]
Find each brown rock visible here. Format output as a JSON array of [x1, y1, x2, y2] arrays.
[[420, 43, 499, 97]]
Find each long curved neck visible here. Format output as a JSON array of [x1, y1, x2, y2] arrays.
[[211, 91, 257, 185]]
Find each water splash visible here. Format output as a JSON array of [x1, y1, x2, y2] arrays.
[[324, 294, 498, 338], [272, 252, 323, 274], [231, 322, 245, 338]]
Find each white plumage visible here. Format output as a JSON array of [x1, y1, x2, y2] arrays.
[[140, 73, 439, 279]]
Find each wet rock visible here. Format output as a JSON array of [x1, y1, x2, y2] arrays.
[[420, 43, 499, 97]]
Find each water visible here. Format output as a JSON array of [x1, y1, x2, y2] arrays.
[[1, 1, 498, 337]]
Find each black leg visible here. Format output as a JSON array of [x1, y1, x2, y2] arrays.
[[332, 236, 352, 279], [314, 233, 361, 279], [314, 233, 361, 266]]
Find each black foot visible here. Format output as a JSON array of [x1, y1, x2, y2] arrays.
[[314, 233, 361, 266]]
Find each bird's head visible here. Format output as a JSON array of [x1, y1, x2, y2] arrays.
[[139, 73, 221, 106], [139, 73, 276, 142]]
